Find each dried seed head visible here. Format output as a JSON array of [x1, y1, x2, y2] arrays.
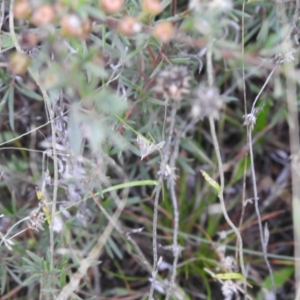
[[154, 65, 192, 101], [157, 164, 177, 182], [223, 256, 238, 272], [243, 107, 262, 131], [28, 207, 45, 231], [243, 113, 256, 130], [272, 51, 295, 64], [221, 280, 238, 300], [191, 83, 223, 119]]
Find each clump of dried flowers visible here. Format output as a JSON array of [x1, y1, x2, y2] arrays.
[[153, 65, 192, 101], [191, 83, 223, 119]]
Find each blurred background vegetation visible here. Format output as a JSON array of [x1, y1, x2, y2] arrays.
[[0, 0, 298, 299]]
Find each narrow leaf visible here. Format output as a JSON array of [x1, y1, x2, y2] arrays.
[[213, 272, 245, 281], [8, 86, 14, 131], [201, 170, 221, 193]]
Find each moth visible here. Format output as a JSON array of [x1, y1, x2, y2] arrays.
[[136, 135, 165, 160]]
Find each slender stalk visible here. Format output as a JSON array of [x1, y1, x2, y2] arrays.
[[236, 1, 248, 264], [0, 0, 4, 31], [165, 111, 181, 300], [251, 68, 276, 112], [206, 41, 247, 296], [246, 66, 276, 295], [248, 131, 275, 293], [284, 62, 300, 299], [149, 102, 177, 300], [209, 117, 247, 292]]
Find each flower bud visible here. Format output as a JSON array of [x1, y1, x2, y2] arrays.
[[61, 14, 91, 39], [142, 0, 162, 15], [13, 0, 31, 19], [99, 0, 124, 14], [9, 52, 30, 76], [118, 16, 141, 36], [153, 21, 174, 43], [31, 4, 56, 26]]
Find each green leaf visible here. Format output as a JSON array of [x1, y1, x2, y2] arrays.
[[15, 82, 43, 101], [8, 86, 14, 131], [60, 268, 66, 288], [264, 267, 293, 290], [256, 19, 270, 45], [21, 257, 39, 269], [201, 170, 221, 194], [22, 274, 41, 286], [107, 238, 123, 260], [213, 272, 245, 281], [177, 157, 195, 175], [100, 180, 157, 195], [150, 60, 164, 79], [94, 89, 128, 115], [26, 250, 44, 266], [0, 88, 10, 113], [0, 34, 14, 50], [230, 157, 251, 185], [7, 268, 23, 285], [0, 264, 7, 295]]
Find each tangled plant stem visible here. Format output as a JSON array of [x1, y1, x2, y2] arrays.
[[206, 42, 247, 297]]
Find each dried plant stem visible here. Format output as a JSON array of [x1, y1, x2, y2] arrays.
[[0, 0, 4, 31], [165, 121, 181, 300], [248, 131, 275, 294], [10, 0, 58, 289], [206, 42, 247, 296], [236, 1, 248, 264], [247, 67, 276, 295], [209, 117, 247, 294], [149, 177, 164, 299], [251, 68, 276, 110], [284, 61, 300, 299], [275, 4, 300, 295], [149, 102, 177, 300]]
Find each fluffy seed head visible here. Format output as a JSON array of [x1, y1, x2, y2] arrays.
[[191, 83, 223, 119], [154, 65, 192, 101]]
